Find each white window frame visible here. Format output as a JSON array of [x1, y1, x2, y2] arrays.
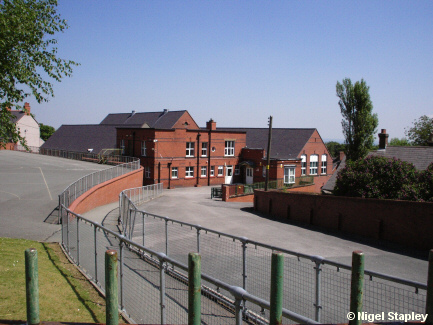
[[186, 142, 195, 157], [310, 154, 318, 175], [321, 154, 327, 174], [284, 166, 296, 184], [171, 167, 178, 179], [145, 166, 151, 178], [210, 166, 215, 177], [246, 168, 253, 177], [141, 141, 146, 156], [186, 166, 194, 178], [262, 166, 266, 178], [301, 154, 307, 176], [224, 141, 235, 156], [201, 166, 207, 177], [218, 166, 224, 176], [201, 142, 208, 157]]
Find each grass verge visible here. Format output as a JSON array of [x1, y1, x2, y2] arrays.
[[0, 237, 122, 323]]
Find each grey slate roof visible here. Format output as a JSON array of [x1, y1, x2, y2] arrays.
[[41, 125, 117, 153], [369, 146, 433, 171], [322, 156, 346, 193], [215, 128, 316, 160], [101, 110, 189, 129]]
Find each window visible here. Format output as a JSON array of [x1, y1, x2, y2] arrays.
[[246, 168, 253, 177], [235, 165, 240, 175], [201, 142, 208, 157], [263, 166, 266, 178], [218, 166, 224, 176], [120, 139, 125, 155], [186, 142, 195, 157], [171, 167, 178, 179], [301, 154, 307, 176], [321, 154, 327, 174], [141, 141, 146, 156], [210, 166, 215, 176], [284, 166, 295, 184], [224, 141, 235, 156], [310, 155, 318, 175], [145, 166, 151, 178], [201, 166, 207, 177], [186, 166, 194, 178]]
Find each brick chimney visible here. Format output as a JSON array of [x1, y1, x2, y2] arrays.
[[339, 151, 345, 161], [24, 102, 31, 115], [206, 119, 216, 131], [378, 129, 389, 150]]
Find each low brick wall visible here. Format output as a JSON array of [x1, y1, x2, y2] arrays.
[[69, 167, 144, 215], [254, 189, 433, 250]]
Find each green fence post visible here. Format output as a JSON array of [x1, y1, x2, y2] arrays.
[[270, 251, 284, 325], [425, 249, 433, 324], [349, 251, 364, 325], [188, 252, 201, 325], [105, 250, 119, 325], [25, 248, 40, 325]]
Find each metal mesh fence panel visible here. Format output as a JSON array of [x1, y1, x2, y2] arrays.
[[77, 221, 96, 279], [320, 263, 351, 323], [140, 215, 167, 254], [200, 232, 244, 291], [166, 222, 198, 266], [363, 276, 427, 319], [121, 248, 162, 324]]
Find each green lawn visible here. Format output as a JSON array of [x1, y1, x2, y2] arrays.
[[0, 237, 121, 323]]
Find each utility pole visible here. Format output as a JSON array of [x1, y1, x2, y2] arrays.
[[265, 115, 273, 191]]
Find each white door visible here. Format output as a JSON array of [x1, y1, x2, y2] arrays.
[[246, 167, 253, 185], [225, 165, 233, 184]]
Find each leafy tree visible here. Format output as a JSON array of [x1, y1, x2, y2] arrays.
[[388, 137, 411, 146], [334, 156, 421, 201], [418, 163, 433, 202], [405, 115, 433, 146], [39, 123, 55, 141], [325, 141, 347, 158], [0, 0, 78, 148], [336, 78, 379, 161]]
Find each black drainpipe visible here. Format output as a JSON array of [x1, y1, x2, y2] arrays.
[[196, 133, 201, 186], [207, 128, 212, 186]]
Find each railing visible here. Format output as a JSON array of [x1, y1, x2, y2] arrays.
[[119, 184, 164, 239], [14, 143, 40, 153], [61, 206, 318, 324], [121, 200, 427, 324], [37, 148, 140, 223]]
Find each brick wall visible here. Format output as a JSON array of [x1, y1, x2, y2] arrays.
[[254, 190, 433, 250], [69, 167, 144, 215]]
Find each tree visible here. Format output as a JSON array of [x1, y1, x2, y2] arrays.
[[334, 156, 422, 201], [0, 0, 78, 148], [39, 123, 55, 141], [405, 115, 433, 146], [336, 78, 378, 161], [325, 141, 347, 158], [388, 137, 411, 146]]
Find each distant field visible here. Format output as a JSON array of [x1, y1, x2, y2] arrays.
[[0, 237, 121, 323]]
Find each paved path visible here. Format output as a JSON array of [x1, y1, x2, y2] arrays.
[[0, 151, 110, 242], [136, 186, 428, 284]]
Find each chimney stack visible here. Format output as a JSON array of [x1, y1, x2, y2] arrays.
[[378, 129, 389, 150], [24, 102, 31, 115], [206, 118, 216, 131], [339, 151, 345, 162]]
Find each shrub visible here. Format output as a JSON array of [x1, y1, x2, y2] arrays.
[[334, 156, 422, 201], [418, 163, 433, 202]]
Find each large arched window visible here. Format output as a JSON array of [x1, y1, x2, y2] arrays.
[[301, 154, 307, 176], [310, 154, 318, 175]]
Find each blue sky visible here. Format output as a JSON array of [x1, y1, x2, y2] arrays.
[[26, 0, 433, 141]]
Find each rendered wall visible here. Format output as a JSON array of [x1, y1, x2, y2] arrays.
[[254, 189, 433, 250], [69, 167, 144, 215]]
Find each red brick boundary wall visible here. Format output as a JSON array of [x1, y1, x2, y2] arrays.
[[254, 189, 433, 250], [69, 167, 144, 215]]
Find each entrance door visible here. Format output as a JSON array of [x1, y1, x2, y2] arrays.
[[246, 167, 253, 185], [225, 165, 233, 184]]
